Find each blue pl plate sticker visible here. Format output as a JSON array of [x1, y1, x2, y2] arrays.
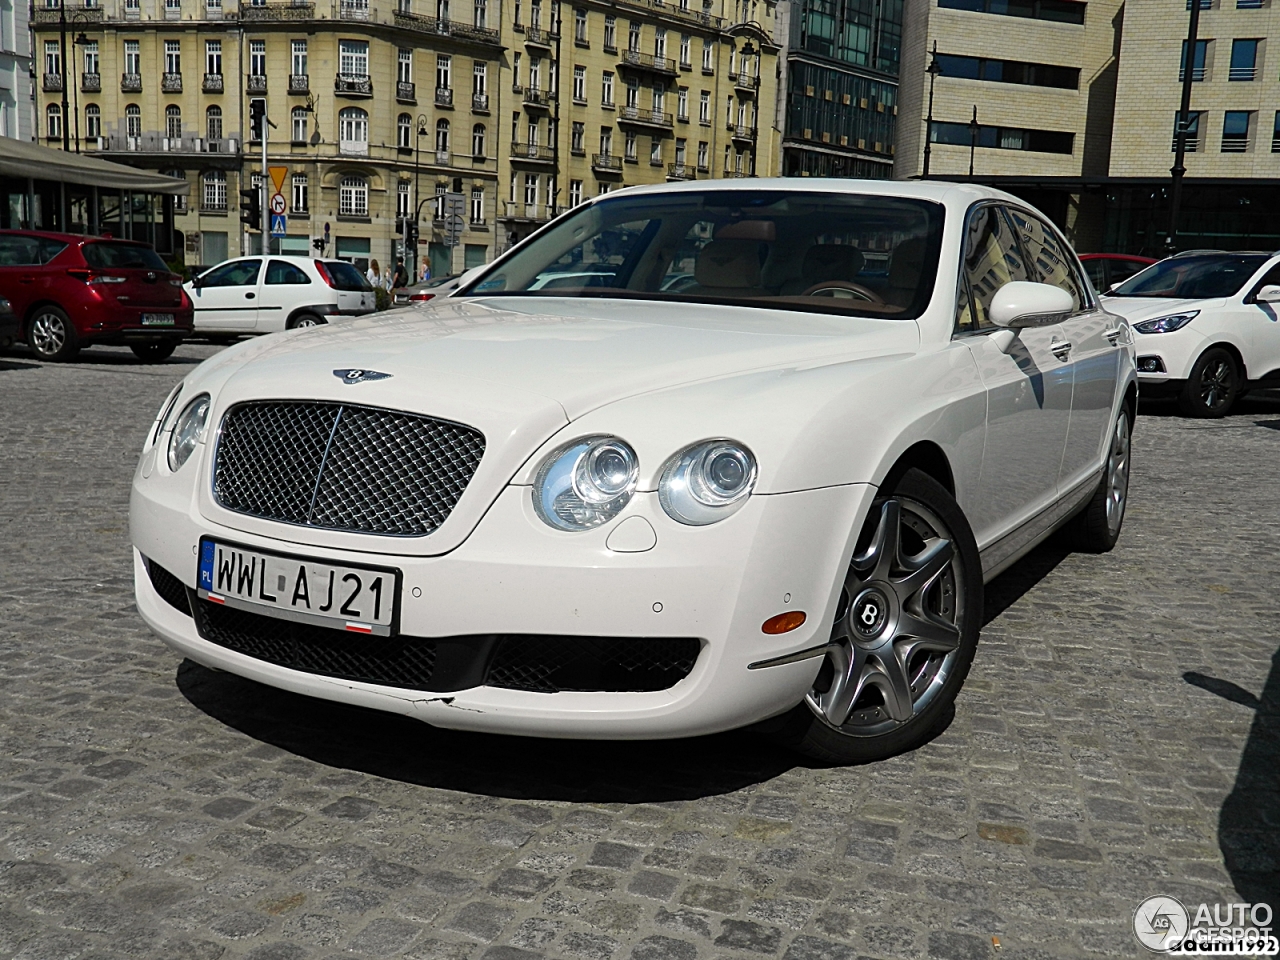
[[199, 540, 215, 590]]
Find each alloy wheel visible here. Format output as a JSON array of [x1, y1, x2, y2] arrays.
[[807, 498, 965, 737], [1198, 358, 1232, 410], [30, 313, 66, 357], [1105, 413, 1130, 536]]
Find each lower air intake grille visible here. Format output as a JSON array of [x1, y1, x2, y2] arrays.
[[191, 597, 438, 689], [486, 635, 702, 693], [146, 558, 192, 616]]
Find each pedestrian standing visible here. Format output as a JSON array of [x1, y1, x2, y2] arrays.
[[392, 258, 408, 290], [366, 259, 382, 288], [421, 257, 431, 283]]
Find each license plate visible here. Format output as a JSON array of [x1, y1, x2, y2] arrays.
[[141, 313, 175, 326], [197, 538, 400, 636]]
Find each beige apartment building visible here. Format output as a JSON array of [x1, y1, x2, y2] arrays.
[[894, 0, 1123, 245], [32, 0, 779, 275]]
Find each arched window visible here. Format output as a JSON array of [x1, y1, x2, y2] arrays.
[[165, 104, 182, 139], [291, 107, 308, 144], [435, 117, 449, 153], [124, 104, 141, 138], [339, 107, 368, 154], [471, 122, 485, 157], [85, 104, 101, 141], [339, 175, 368, 217], [397, 113, 411, 149], [206, 104, 222, 141], [203, 170, 227, 211], [46, 103, 62, 140]]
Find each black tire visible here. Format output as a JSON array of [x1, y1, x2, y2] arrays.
[[1067, 405, 1131, 553], [130, 341, 177, 363], [26, 306, 79, 362], [769, 468, 983, 764], [1178, 347, 1240, 418], [287, 313, 326, 330]]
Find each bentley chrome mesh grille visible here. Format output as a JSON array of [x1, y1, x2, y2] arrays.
[[213, 401, 485, 536]]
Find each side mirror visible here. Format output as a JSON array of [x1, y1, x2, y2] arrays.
[[1255, 284, 1280, 304], [989, 281, 1074, 329], [190, 275, 203, 289]]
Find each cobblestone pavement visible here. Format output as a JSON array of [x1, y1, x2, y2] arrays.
[[0, 343, 1277, 960]]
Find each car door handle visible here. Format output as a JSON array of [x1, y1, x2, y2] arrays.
[[1103, 327, 1123, 345], [245, 292, 255, 299], [18, 275, 34, 283], [1051, 339, 1072, 361]]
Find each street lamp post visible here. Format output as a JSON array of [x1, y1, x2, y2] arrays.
[[1168, 0, 1204, 253], [968, 105, 979, 177], [413, 114, 429, 282], [922, 41, 941, 178], [57, 2, 71, 152]]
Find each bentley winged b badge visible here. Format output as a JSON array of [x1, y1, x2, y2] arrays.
[[333, 369, 393, 385]]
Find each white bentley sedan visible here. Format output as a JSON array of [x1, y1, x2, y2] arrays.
[[131, 181, 1136, 763]]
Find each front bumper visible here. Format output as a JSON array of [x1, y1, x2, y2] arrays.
[[132, 478, 873, 739]]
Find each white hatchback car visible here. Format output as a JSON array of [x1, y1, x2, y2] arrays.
[[132, 180, 1135, 763], [1102, 250, 1280, 416], [187, 255, 377, 338]]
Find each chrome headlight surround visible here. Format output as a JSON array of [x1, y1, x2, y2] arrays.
[[167, 394, 211, 472], [146, 383, 184, 451], [1133, 311, 1198, 335], [532, 435, 639, 531], [659, 439, 758, 526]]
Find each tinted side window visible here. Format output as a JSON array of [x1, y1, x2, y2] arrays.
[[324, 261, 372, 291], [962, 204, 1030, 330], [266, 260, 312, 285], [201, 260, 261, 287], [1082, 259, 1106, 292], [1006, 208, 1085, 312], [0, 236, 42, 265], [39, 239, 69, 263]]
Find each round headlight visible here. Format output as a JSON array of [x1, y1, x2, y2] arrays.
[[533, 435, 639, 531], [147, 383, 184, 450], [167, 394, 211, 472], [659, 439, 757, 525]]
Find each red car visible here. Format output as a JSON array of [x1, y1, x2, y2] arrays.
[[1078, 253, 1157, 294], [0, 230, 193, 362]]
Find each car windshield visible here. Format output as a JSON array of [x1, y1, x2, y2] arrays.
[[1111, 254, 1270, 299], [82, 241, 169, 271], [461, 190, 945, 319]]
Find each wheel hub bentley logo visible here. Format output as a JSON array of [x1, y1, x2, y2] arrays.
[[334, 369, 392, 384], [852, 588, 890, 637], [860, 603, 880, 627]]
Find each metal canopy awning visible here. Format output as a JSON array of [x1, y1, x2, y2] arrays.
[[0, 139, 189, 196]]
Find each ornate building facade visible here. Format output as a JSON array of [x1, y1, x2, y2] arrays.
[[32, 0, 779, 275]]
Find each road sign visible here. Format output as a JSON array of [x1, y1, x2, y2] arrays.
[[268, 166, 288, 195], [269, 193, 287, 215], [270, 214, 287, 238], [444, 213, 466, 248]]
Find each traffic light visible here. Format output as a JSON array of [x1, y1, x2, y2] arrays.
[[239, 186, 260, 230], [248, 99, 266, 142]]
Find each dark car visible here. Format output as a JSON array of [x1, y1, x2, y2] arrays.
[[1079, 253, 1157, 294], [0, 231, 194, 362]]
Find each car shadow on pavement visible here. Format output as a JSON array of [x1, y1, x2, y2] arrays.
[[0, 359, 40, 373], [1138, 391, 1280, 418], [981, 536, 1071, 626], [1191, 653, 1280, 910], [175, 659, 802, 803]]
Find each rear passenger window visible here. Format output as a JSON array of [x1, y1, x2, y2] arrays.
[[1006, 208, 1086, 313], [0, 236, 43, 265], [266, 260, 311, 285]]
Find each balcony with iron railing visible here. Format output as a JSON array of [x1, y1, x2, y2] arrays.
[[592, 153, 622, 172], [247, 74, 267, 93], [667, 162, 695, 180], [722, 169, 751, 178], [733, 72, 759, 93], [42, 73, 62, 93], [522, 87, 555, 108], [620, 50, 677, 76], [31, 4, 103, 23], [435, 86, 453, 106], [162, 72, 183, 93], [335, 73, 373, 96], [617, 104, 673, 128], [397, 80, 416, 102], [510, 141, 555, 162], [472, 93, 490, 112], [81, 72, 100, 92], [731, 123, 755, 141], [289, 73, 309, 93], [524, 25, 558, 47], [121, 73, 142, 92], [1228, 65, 1257, 81], [500, 200, 559, 222], [97, 132, 241, 155], [1221, 135, 1250, 153], [392, 9, 500, 45], [203, 73, 224, 93], [242, 0, 316, 19]]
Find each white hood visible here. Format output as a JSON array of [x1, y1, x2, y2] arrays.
[[1102, 296, 1227, 323]]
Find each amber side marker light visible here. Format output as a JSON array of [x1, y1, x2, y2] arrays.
[[762, 611, 806, 635]]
